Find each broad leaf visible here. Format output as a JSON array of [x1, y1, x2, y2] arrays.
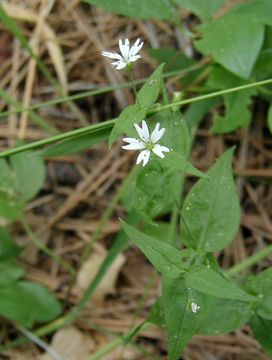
[[250, 315, 272, 357], [195, 11, 264, 78], [0, 281, 61, 327], [181, 148, 240, 251], [199, 297, 252, 334], [84, 0, 173, 20], [173, 0, 226, 21], [10, 151, 46, 202], [0, 260, 24, 286], [134, 161, 180, 222], [185, 266, 255, 302], [0, 227, 21, 259], [162, 275, 210, 360], [122, 221, 186, 275]]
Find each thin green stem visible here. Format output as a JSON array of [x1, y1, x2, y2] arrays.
[[0, 66, 203, 120], [228, 244, 272, 276], [1, 76, 272, 159], [86, 322, 149, 360], [126, 65, 139, 103]]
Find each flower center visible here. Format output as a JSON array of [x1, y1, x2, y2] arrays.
[[146, 141, 154, 151]]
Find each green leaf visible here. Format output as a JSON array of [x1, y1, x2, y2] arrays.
[[172, 0, 226, 21], [181, 148, 240, 251], [122, 221, 186, 275], [0, 195, 23, 220], [0, 260, 24, 286], [134, 161, 180, 222], [195, 11, 264, 78], [10, 151, 46, 202], [0, 281, 61, 327], [246, 269, 272, 320], [185, 266, 255, 302], [208, 66, 256, 133], [84, 0, 173, 20], [268, 103, 272, 134], [137, 64, 164, 109], [163, 151, 205, 178], [0, 227, 21, 259], [108, 105, 146, 147], [250, 315, 272, 356], [253, 26, 272, 80], [148, 48, 195, 73], [162, 275, 210, 360], [199, 297, 252, 334], [41, 128, 110, 157]]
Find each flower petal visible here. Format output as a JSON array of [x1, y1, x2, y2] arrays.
[[152, 144, 170, 158], [122, 138, 146, 150], [150, 123, 166, 143], [136, 150, 150, 166], [129, 38, 144, 57], [101, 51, 123, 60], [134, 120, 150, 142], [128, 55, 142, 63], [119, 39, 130, 60], [112, 60, 127, 70]]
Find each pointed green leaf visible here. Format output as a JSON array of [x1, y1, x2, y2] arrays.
[[122, 221, 186, 275], [0, 260, 24, 286], [162, 275, 210, 360], [137, 64, 164, 108], [172, 0, 226, 21], [84, 0, 173, 20], [0, 281, 61, 327], [185, 266, 255, 302], [195, 12, 264, 78], [181, 148, 240, 251]]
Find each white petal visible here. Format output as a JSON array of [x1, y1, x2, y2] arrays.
[[112, 60, 127, 70], [129, 38, 144, 57], [150, 123, 166, 143], [128, 55, 142, 63], [119, 39, 130, 60], [101, 51, 123, 60], [136, 150, 150, 166], [122, 138, 146, 150], [134, 120, 150, 142], [152, 144, 170, 158]]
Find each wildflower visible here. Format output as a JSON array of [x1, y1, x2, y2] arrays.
[[122, 120, 170, 166], [191, 302, 200, 314], [101, 38, 143, 70]]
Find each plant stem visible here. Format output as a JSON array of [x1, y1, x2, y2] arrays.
[[0, 65, 203, 119], [228, 244, 272, 275], [86, 322, 149, 360], [126, 65, 139, 103], [1, 76, 272, 159]]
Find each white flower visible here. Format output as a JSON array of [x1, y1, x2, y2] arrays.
[[191, 302, 200, 314], [122, 120, 170, 166], [101, 38, 143, 70]]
